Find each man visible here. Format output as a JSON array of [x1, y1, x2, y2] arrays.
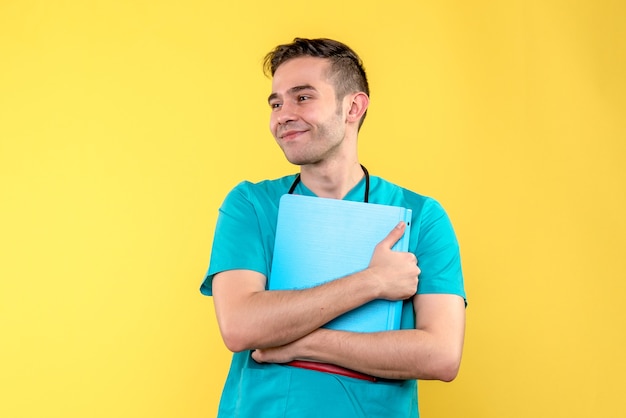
[[201, 38, 466, 417]]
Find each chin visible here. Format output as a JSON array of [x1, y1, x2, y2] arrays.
[[280, 146, 324, 167], [281, 150, 308, 166], [284, 157, 308, 166]]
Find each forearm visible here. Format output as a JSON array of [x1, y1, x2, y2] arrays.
[[212, 269, 381, 352], [252, 294, 466, 381], [291, 328, 462, 381]]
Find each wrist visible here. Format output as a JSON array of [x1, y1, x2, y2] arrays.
[[359, 267, 383, 299], [296, 328, 330, 362]]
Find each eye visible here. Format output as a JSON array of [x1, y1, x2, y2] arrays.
[[270, 102, 282, 110], [298, 95, 310, 102]]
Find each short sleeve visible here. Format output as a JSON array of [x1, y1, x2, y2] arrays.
[[200, 183, 269, 296], [414, 199, 466, 303]]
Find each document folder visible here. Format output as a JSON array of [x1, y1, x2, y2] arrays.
[[269, 194, 412, 333]]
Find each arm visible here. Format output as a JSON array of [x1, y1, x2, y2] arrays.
[[212, 222, 419, 353], [252, 293, 466, 381]]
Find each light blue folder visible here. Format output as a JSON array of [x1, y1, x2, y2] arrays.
[[269, 194, 412, 333]]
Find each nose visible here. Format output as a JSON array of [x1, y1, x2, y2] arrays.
[[274, 101, 297, 125]]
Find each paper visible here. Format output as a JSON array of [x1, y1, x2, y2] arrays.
[[270, 194, 412, 332]]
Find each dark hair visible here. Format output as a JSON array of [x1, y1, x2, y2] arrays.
[[263, 38, 370, 128]]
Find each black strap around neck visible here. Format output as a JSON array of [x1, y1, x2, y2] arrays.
[[287, 164, 370, 203]]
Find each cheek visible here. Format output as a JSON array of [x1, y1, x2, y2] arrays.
[[269, 115, 278, 135]]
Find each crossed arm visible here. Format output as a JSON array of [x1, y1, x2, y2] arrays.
[[211, 222, 466, 381]]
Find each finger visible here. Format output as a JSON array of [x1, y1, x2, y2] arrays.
[[379, 221, 406, 249]]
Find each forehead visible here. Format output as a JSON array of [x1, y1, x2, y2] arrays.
[[271, 56, 334, 93]]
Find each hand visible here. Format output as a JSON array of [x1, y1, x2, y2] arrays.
[[367, 222, 420, 301], [251, 346, 292, 364], [251, 334, 308, 364]]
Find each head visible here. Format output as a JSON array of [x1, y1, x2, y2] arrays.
[[263, 38, 370, 130]]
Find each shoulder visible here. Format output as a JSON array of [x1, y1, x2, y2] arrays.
[[370, 176, 445, 217], [222, 175, 298, 207]]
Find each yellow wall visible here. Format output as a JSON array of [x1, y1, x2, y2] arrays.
[[1, 1, 624, 417]]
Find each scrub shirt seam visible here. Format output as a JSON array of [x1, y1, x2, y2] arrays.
[[282, 370, 294, 418]]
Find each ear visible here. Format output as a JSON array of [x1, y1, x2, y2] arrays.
[[345, 92, 369, 125]]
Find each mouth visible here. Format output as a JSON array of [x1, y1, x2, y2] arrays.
[[279, 130, 307, 141]]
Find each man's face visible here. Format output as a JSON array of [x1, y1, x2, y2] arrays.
[[268, 57, 348, 166]]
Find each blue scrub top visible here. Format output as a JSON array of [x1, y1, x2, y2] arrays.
[[201, 174, 466, 417]]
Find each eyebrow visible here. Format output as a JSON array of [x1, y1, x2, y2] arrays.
[[267, 84, 318, 104]]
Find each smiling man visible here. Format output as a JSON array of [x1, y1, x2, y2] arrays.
[[201, 38, 467, 418]]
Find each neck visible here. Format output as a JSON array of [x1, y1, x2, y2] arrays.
[[299, 160, 365, 199]]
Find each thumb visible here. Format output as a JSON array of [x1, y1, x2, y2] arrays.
[[379, 221, 406, 249]]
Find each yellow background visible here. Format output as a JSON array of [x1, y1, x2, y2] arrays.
[[1, 1, 624, 417]]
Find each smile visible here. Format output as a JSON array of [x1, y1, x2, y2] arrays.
[[280, 130, 307, 141]]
